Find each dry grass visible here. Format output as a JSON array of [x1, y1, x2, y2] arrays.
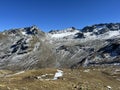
[[0, 67, 120, 90]]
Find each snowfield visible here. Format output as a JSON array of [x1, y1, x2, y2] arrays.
[[50, 30, 79, 38]]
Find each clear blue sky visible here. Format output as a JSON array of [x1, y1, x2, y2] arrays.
[[0, 0, 120, 32]]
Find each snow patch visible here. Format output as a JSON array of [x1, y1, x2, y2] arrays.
[[107, 31, 120, 38], [84, 30, 120, 40], [36, 73, 54, 81], [50, 30, 79, 38], [84, 32, 97, 40], [21, 31, 27, 36], [83, 69, 90, 72], [107, 86, 112, 89], [53, 69, 63, 80]]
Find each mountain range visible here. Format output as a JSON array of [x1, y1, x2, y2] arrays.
[[0, 23, 120, 70]]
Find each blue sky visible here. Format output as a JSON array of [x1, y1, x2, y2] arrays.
[[0, 0, 120, 32]]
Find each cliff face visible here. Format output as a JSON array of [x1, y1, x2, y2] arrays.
[[0, 23, 120, 70]]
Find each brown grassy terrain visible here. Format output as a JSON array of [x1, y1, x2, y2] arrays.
[[0, 67, 120, 90]]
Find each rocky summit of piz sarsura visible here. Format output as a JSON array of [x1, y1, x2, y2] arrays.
[[0, 23, 120, 70]]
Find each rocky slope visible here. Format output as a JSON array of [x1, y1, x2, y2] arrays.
[[0, 23, 120, 70]]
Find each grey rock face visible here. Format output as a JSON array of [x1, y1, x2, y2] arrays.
[[0, 23, 120, 70]]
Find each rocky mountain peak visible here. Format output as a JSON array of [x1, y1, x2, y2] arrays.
[[3, 25, 43, 37], [23, 25, 40, 35]]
